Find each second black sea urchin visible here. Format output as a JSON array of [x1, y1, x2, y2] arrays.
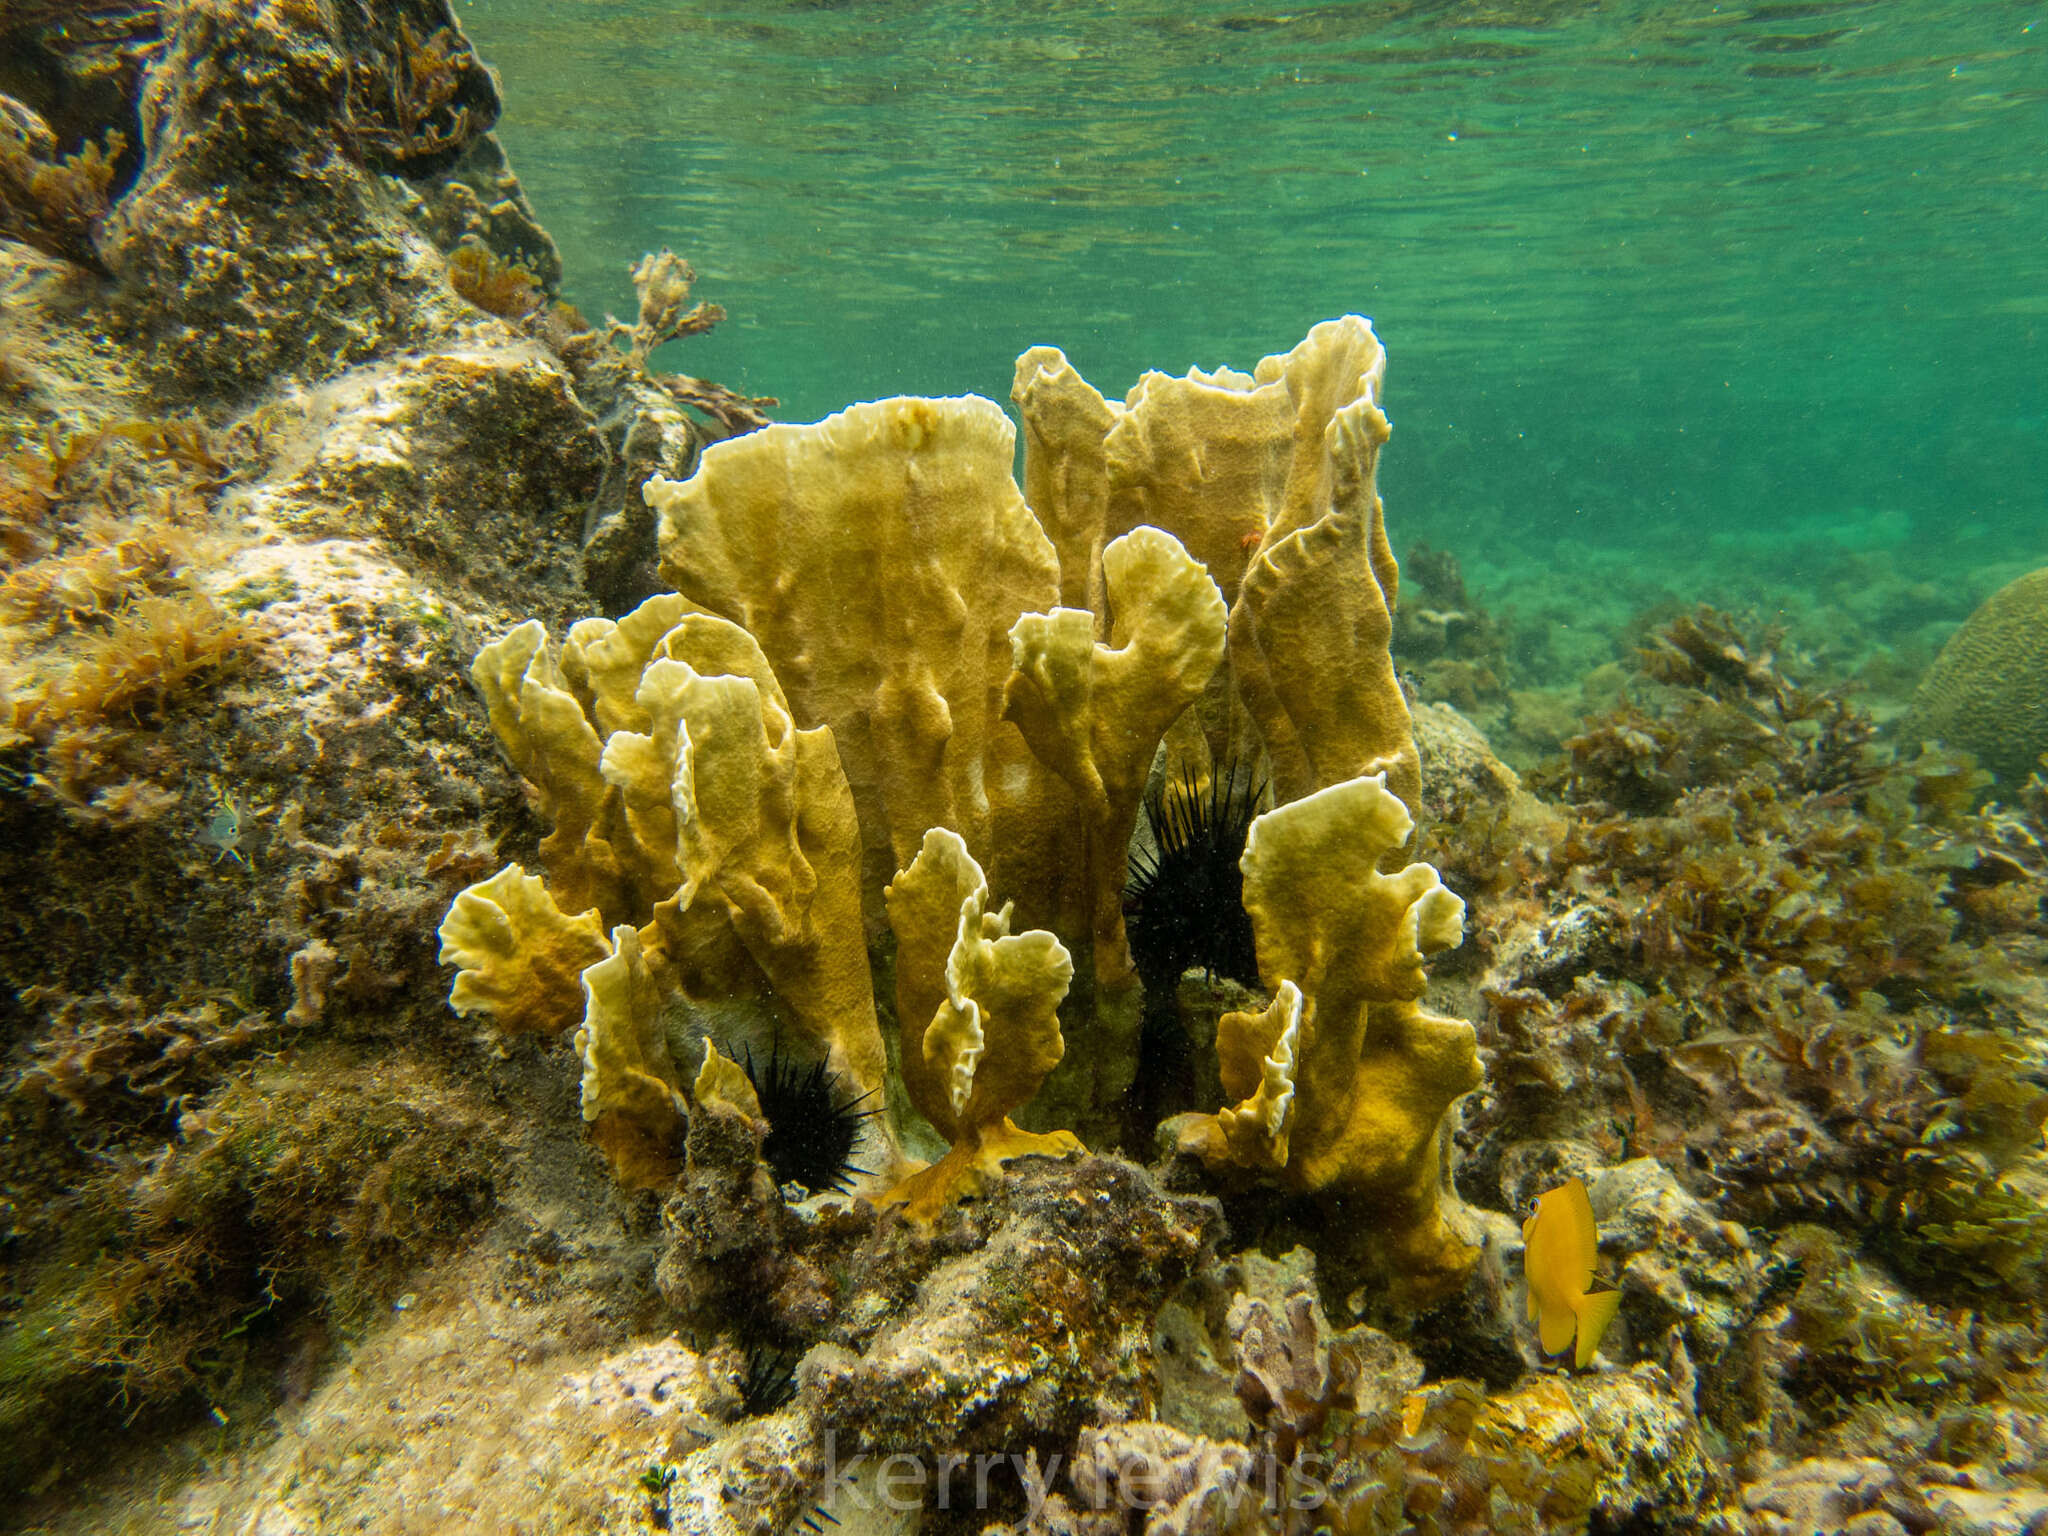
[[742, 1045, 879, 1196], [1123, 759, 1264, 993]]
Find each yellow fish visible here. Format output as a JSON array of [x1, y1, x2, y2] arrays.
[[1522, 1178, 1620, 1369]]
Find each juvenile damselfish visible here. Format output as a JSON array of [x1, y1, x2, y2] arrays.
[[1523, 1178, 1621, 1369]]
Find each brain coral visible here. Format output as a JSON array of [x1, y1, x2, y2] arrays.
[[1905, 566, 2048, 785]]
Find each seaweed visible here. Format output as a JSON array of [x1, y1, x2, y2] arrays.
[[1229, 1289, 1363, 1466], [446, 242, 545, 322], [0, 524, 205, 628], [0, 412, 255, 816], [1307, 1380, 1604, 1536], [0, 111, 126, 273], [605, 249, 777, 434], [1767, 1226, 2027, 1421], [344, 19, 481, 169], [0, 1049, 502, 1495], [102, 417, 228, 487], [0, 445, 63, 562], [13, 985, 271, 1128], [13, 590, 250, 731], [1486, 608, 2048, 1317], [1549, 605, 1885, 812], [612, 248, 726, 368]]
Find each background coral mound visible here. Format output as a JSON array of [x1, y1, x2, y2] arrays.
[[1904, 565, 2048, 785]]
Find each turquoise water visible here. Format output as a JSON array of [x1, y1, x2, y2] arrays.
[[462, 0, 2046, 603]]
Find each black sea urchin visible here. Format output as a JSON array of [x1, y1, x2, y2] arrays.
[[1120, 761, 1264, 1146], [1124, 759, 1264, 992], [742, 1045, 879, 1196], [740, 1340, 801, 1415]]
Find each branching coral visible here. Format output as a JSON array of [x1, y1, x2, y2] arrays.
[[576, 922, 689, 1189], [638, 320, 1478, 1204], [1004, 522, 1228, 982], [1011, 319, 1416, 811], [645, 394, 1073, 933], [438, 863, 611, 1036]]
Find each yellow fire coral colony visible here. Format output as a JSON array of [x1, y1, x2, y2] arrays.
[[882, 826, 1081, 1220], [439, 604, 894, 1189], [438, 317, 1482, 1285], [1167, 770, 1479, 1292]]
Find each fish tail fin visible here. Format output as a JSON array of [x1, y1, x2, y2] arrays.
[[1574, 1289, 1622, 1369]]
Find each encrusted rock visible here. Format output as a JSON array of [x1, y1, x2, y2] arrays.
[[1488, 902, 1627, 1000], [228, 345, 609, 610], [1574, 1364, 1723, 1530], [1590, 1157, 1764, 1364], [1038, 1422, 1261, 1536], [1918, 1480, 2048, 1536], [657, 1090, 859, 1343], [1739, 1458, 1909, 1536], [1414, 700, 1522, 832], [810, 1155, 1220, 1456], [0, 0, 739, 1501]]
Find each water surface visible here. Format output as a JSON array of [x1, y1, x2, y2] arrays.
[[462, 0, 2047, 624]]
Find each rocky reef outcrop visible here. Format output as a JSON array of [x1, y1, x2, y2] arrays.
[[0, 0, 747, 1506]]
